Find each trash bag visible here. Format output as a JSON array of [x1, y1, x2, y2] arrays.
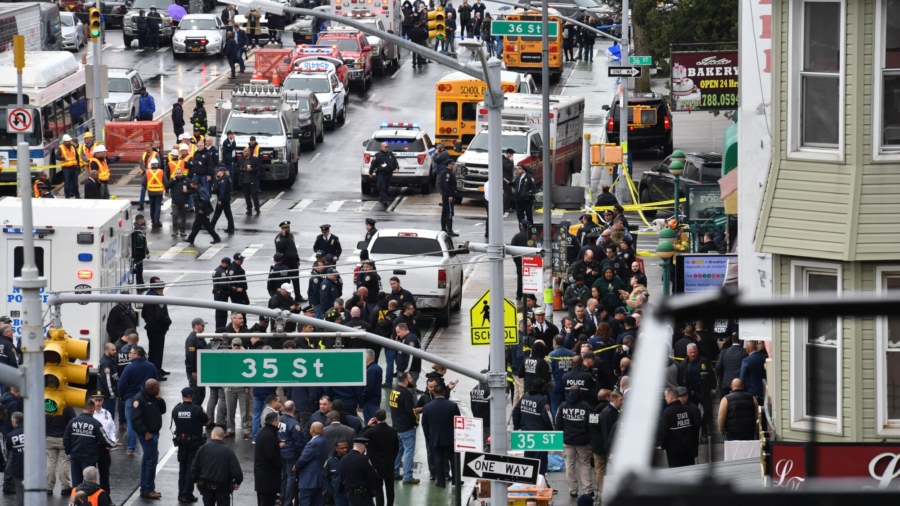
[[547, 454, 565, 472]]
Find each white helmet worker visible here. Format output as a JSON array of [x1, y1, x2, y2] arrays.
[[179, 144, 190, 151], [62, 134, 73, 142], [92, 145, 107, 154]]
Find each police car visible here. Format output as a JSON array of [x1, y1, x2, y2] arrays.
[[283, 60, 347, 130], [289, 45, 350, 94], [360, 123, 436, 195]]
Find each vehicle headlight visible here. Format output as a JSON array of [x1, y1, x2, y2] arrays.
[[208, 36, 221, 44], [356, 57, 364, 63], [174, 35, 185, 43], [274, 148, 285, 160], [456, 162, 467, 176], [115, 102, 129, 111]]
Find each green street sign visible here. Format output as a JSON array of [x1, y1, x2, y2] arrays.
[[197, 349, 366, 387], [629, 55, 653, 66], [509, 431, 564, 451], [491, 20, 558, 38], [713, 214, 728, 227]]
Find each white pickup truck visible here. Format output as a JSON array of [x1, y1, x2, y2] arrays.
[[364, 229, 465, 327]]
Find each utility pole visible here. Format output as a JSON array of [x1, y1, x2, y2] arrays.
[[93, 37, 104, 140], [540, 0, 553, 314], [13, 34, 49, 506], [616, 0, 629, 204]]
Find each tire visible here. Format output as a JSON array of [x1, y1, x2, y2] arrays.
[[437, 299, 451, 327], [317, 126, 324, 142], [451, 274, 463, 311], [325, 113, 335, 131], [123, 34, 133, 47], [308, 128, 317, 150], [130, 110, 136, 122], [361, 180, 371, 194], [284, 164, 298, 188], [338, 108, 346, 125], [640, 186, 657, 219]]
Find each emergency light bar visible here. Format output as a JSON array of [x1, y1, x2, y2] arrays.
[[381, 122, 419, 129], [232, 84, 284, 97]]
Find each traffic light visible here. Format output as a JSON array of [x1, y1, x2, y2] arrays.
[[89, 8, 101, 41], [44, 328, 89, 415], [428, 7, 445, 40]]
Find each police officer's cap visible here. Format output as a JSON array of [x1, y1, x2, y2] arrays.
[[302, 305, 315, 313], [517, 164, 528, 170], [90, 391, 105, 399], [273, 252, 284, 261], [320, 224, 331, 230], [280, 221, 291, 228], [226, 130, 234, 135], [519, 219, 530, 227], [505, 148, 515, 155], [676, 386, 688, 396], [353, 437, 370, 445], [220, 257, 232, 264], [534, 307, 545, 315], [623, 235, 633, 245], [181, 387, 194, 397], [325, 254, 335, 264], [614, 204, 625, 212], [191, 317, 208, 326], [315, 250, 325, 258], [326, 267, 338, 274], [602, 209, 613, 216], [445, 159, 454, 166], [233, 253, 245, 261], [365, 218, 376, 226]]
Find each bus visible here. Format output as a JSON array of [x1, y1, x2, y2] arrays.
[[501, 9, 564, 79], [0, 51, 92, 186], [435, 70, 537, 157]]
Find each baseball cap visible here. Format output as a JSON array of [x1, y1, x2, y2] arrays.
[[191, 317, 208, 327], [280, 282, 293, 292], [273, 252, 284, 261], [615, 307, 627, 315], [259, 316, 269, 322], [181, 387, 194, 397], [231, 337, 243, 346], [676, 386, 688, 396], [233, 253, 245, 261], [581, 352, 595, 360], [0, 316, 10, 324], [220, 257, 232, 264], [315, 250, 325, 258]]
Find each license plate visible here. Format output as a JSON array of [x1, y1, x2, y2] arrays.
[[478, 186, 484, 191], [522, 54, 542, 63], [191, 47, 202, 52]]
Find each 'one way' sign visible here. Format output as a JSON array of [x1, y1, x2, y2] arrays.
[[461, 452, 540, 485]]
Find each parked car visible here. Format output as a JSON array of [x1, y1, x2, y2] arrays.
[[282, 89, 325, 150], [603, 91, 673, 155], [122, 0, 177, 47], [105, 68, 145, 122], [172, 14, 226, 58], [637, 152, 722, 218], [60, 11, 84, 50]]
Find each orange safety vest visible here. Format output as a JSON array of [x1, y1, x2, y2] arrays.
[[71, 486, 104, 506], [146, 167, 165, 192], [59, 144, 78, 168], [168, 159, 185, 178], [78, 143, 95, 168], [91, 158, 110, 182], [192, 134, 205, 145], [248, 144, 260, 158], [33, 180, 47, 198], [141, 151, 159, 172]]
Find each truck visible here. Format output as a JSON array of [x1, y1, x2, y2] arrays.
[[453, 94, 585, 200], [364, 229, 465, 327], [0, 198, 135, 376], [209, 83, 303, 187], [0, 3, 49, 52]]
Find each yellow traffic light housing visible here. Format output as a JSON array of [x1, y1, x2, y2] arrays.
[[89, 8, 102, 41], [629, 105, 657, 126], [428, 7, 446, 41], [590, 143, 623, 166], [44, 328, 89, 415]]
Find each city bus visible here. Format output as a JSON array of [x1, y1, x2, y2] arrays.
[[435, 70, 537, 157], [0, 51, 92, 186], [501, 9, 564, 79]]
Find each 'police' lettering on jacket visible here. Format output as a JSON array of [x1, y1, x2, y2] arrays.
[[519, 398, 538, 414], [676, 412, 692, 429], [560, 407, 586, 422], [70, 421, 99, 436]]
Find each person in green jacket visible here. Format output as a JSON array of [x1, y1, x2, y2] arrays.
[[592, 266, 628, 312]]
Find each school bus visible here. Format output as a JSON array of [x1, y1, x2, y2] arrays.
[[502, 9, 564, 79], [435, 70, 537, 157]]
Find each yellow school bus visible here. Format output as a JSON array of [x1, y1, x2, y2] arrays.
[[435, 70, 537, 157], [502, 9, 564, 79]]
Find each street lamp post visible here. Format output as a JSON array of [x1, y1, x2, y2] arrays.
[[656, 228, 677, 297], [669, 150, 685, 221]]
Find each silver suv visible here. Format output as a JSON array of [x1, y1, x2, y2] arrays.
[[105, 69, 144, 121]]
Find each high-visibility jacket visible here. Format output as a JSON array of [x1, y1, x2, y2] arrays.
[[168, 158, 185, 178], [192, 134, 205, 145], [146, 167, 165, 192], [70, 486, 104, 506], [248, 144, 260, 158], [59, 144, 78, 168], [33, 179, 49, 198], [141, 151, 160, 172], [90, 158, 110, 182], [77, 143, 95, 168]]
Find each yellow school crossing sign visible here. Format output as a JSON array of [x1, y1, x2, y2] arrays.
[[470, 289, 519, 346]]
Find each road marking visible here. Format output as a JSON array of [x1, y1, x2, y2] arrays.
[[198, 242, 227, 260], [259, 191, 284, 211], [391, 63, 404, 79], [233, 200, 245, 211], [324, 200, 344, 213], [291, 199, 313, 212], [461, 253, 485, 293], [160, 242, 189, 260], [309, 153, 321, 163], [157, 47, 168, 53], [122, 446, 178, 506], [134, 49, 145, 53], [357, 201, 376, 212], [368, 94, 376, 100], [240, 243, 265, 259], [386, 188, 407, 212], [161, 198, 172, 211]]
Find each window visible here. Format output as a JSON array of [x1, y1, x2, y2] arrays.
[[461, 102, 477, 121], [13, 247, 44, 277], [440, 102, 458, 121], [790, 261, 841, 432], [875, 0, 900, 158], [682, 162, 700, 181], [875, 267, 900, 434]]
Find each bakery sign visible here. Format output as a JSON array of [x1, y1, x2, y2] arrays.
[[670, 51, 739, 111], [770, 442, 900, 489]]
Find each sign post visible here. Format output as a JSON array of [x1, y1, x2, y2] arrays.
[[461, 452, 541, 485], [469, 290, 519, 346], [196, 349, 366, 386]]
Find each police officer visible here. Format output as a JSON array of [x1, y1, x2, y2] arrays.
[[339, 438, 381, 506], [368, 142, 399, 207], [230, 252, 250, 310], [438, 159, 459, 237], [275, 221, 304, 299], [314, 224, 342, 260], [363, 218, 378, 247], [64, 399, 114, 489], [556, 384, 593, 495], [210, 167, 234, 233], [659, 387, 698, 468], [185, 318, 208, 405], [97, 343, 119, 416], [7, 412, 23, 503], [513, 164, 536, 225], [173, 387, 209, 503], [512, 378, 553, 475], [307, 261, 326, 313], [469, 373, 491, 446], [279, 401, 305, 506], [191, 427, 243, 505], [268, 253, 291, 297], [90, 391, 117, 494], [318, 268, 341, 319], [212, 258, 233, 329], [131, 379, 166, 500]]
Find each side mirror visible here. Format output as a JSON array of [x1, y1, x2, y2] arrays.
[[387, 29, 395, 34], [356, 240, 367, 249], [207, 126, 217, 137], [530, 150, 541, 160], [363, 45, 372, 52], [453, 140, 462, 152], [601, 105, 609, 111], [362, 140, 368, 147], [656, 165, 669, 174], [293, 127, 302, 138]]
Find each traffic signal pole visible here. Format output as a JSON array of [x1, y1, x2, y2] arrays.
[[616, 0, 630, 204], [89, 8, 105, 141]]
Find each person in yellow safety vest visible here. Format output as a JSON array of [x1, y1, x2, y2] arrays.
[[181, 133, 197, 157], [70, 465, 113, 506], [137, 142, 161, 211], [33, 172, 52, 198], [142, 158, 168, 229], [89, 144, 119, 200], [168, 149, 185, 178], [247, 136, 261, 158], [179, 144, 196, 212], [57, 134, 81, 199], [77, 131, 97, 170], [191, 126, 205, 145]]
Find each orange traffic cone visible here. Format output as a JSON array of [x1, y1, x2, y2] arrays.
[[271, 68, 281, 87]]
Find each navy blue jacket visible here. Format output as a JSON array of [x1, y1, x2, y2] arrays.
[[512, 392, 553, 430], [363, 362, 383, 407], [0, 392, 21, 435], [117, 357, 159, 400], [294, 435, 329, 489], [313, 234, 342, 258], [0, 335, 18, 370], [64, 413, 112, 461], [740, 351, 767, 399], [421, 397, 461, 447], [325, 385, 363, 411], [141, 290, 171, 333], [6, 426, 23, 478], [279, 413, 305, 461]]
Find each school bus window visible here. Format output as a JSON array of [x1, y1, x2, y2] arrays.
[[14, 247, 44, 277], [508, 36, 518, 41], [462, 103, 477, 121], [440, 102, 458, 121]]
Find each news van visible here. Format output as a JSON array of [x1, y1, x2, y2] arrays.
[[0, 198, 135, 374]]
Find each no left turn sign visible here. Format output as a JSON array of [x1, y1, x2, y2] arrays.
[[7, 107, 33, 134]]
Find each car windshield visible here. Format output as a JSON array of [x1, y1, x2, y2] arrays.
[[108, 78, 133, 94], [224, 116, 284, 136], [131, 0, 176, 8], [283, 76, 331, 94], [179, 19, 219, 30], [295, 99, 311, 113], [60, 14, 75, 27], [366, 138, 426, 152], [319, 39, 359, 52], [466, 133, 527, 153], [370, 237, 443, 257]]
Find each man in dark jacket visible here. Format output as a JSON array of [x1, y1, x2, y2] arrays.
[[146, 6, 162, 48], [294, 422, 329, 506], [361, 409, 399, 506], [512, 378, 553, 475], [97, 343, 119, 415], [279, 401, 305, 505], [166, 168, 191, 237], [191, 427, 243, 504], [513, 165, 535, 225], [268, 253, 292, 296], [740, 341, 767, 402], [64, 400, 114, 489], [407, 20, 427, 66], [368, 141, 400, 206], [6, 412, 22, 503], [240, 145, 261, 214], [716, 335, 748, 397], [172, 97, 185, 138], [106, 302, 137, 344], [141, 278, 172, 375], [556, 385, 593, 497], [677, 343, 715, 425], [186, 179, 222, 246], [517, 340, 551, 393], [210, 167, 234, 233], [185, 318, 208, 405], [438, 159, 459, 236], [131, 379, 166, 499], [420, 384, 460, 488], [587, 390, 620, 501], [255, 412, 283, 506], [116, 346, 158, 454], [172, 388, 208, 503], [275, 221, 302, 297], [84, 171, 101, 199], [0, 387, 21, 435], [658, 387, 698, 468]]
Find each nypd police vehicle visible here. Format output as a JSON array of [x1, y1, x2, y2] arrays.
[[360, 123, 435, 195], [283, 60, 347, 130]]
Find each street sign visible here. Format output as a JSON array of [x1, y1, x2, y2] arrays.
[[629, 55, 653, 66], [713, 214, 728, 227], [454, 416, 483, 453], [197, 349, 365, 386], [491, 20, 558, 38], [469, 289, 519, 346], [608, 66, 643, 78], [6, 107, 33, 134], [510, 431, 564, 451], [522, 256, 542, 294], [461, 451, 540, 485]]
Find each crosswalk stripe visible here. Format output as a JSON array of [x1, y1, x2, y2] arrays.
[[240, 244, 265, 259], [134, 49, 145, 53], [357, 201, 377, 212], [324, 200, 344, 213], [198, 242, 227, 260], [291, 199, 313, 212], [309, 153, 321, 163], [259, 191, 284, 212], [157, 48, 168, 53], [161, 198, 172, 211], [160, 242, 189, 260], [116, 45, 126, 50]]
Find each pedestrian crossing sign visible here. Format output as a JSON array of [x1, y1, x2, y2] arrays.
[[470, 289, 519, 346]]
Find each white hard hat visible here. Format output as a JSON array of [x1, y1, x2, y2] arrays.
[[179, 143, 189, 151], [62, 134, 73, 142], [170, 149, 179, 157], [150, 159, 159, 166], [92, 145, 107, 154], [181, 133, 192, 140]]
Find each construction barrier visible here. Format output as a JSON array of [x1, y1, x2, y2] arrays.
[[105, 121, 164, 163], [254, 48, 293, 83]]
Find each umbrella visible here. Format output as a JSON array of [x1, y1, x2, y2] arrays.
[[167, 4, 187, 22]]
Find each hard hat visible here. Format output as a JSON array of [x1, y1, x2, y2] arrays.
[[149, 159, 159, 166], [181, 133, 192, 140], [179, 143, 189, 151], [83, 132, 94, 138], [196, 97, 205, 104], [93, 145, 107, 154], [170, 149, 179, 157], [62, 134, 73, 142], [667, 219, 679, 230]]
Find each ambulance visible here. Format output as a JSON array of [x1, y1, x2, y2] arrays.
[[333, 9, 400, 71], [0, 198, 135, 375]]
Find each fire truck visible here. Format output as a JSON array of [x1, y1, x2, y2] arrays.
[[333, 9, 400, 72]]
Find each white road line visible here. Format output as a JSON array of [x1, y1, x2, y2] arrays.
[[324, 200, 344, 213], [357, 201, 376, 212], [134, 48, 145, 53], [157, 47, 168, 53], [161, 198, 172, 211], [368, 94, 376, 100], [198, 242, 227, 260], [391, 64, 405, 78], [122, 446, 178, 506], [172, 273, 188, 283], [309, 152, 321, 164], [233, 200, 245, 211], [160, 242, 189, 260], [259, 191, 284, 211], [386, 188, 407, 212], [291, 199, 313, 212], [241, 243, 265, 259], [116, 44, 126, 49], [461, 254, 485, 293]]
